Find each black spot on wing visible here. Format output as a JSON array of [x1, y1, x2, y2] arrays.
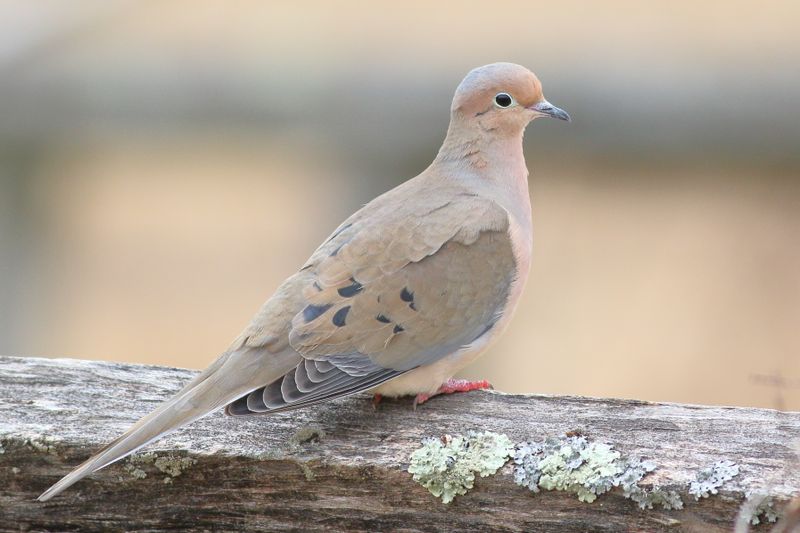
[[393, 324, 404, 334], [337, 278, 363, 298], [376, 314, 391, 323], [401, 287, 417, 310], [332, 306, 350, 327], [303, 303, 332, 322]]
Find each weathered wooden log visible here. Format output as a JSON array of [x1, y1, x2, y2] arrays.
[[0, 355, 798, 532]]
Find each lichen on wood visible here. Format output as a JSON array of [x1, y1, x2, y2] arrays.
[[512, 435, 684, 509], [408, 430, 513, 503], [1, 355, 799, 532]]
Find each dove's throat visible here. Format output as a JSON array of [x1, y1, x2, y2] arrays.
[[434, 123, 532, 241], [435, 118, 528, 179]]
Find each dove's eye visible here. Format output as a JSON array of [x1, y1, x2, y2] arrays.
[[494, 92, 514, 108]]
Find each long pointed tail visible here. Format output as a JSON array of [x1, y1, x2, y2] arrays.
[[38, 348, 296, 501]]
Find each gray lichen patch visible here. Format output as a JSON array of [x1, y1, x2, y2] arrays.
[[628, 485, 684, 511], [125, 452, 196, 483], [123, 463, 148, 480], [408, 430, 513, 504], [688, 459, 740, 500], [513, 436, 683, 509], [297, 461, 316, 481], [0, 435, 60, 456], [154, 455, 196, 479], [124, 452, 157, 480], [24, 436, 59, 456], [739, 493, 781, 526], [751, 499, 780, 526], [290, 426, 326, 446]]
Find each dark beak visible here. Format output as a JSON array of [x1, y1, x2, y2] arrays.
[[530, 100, 571, 122]]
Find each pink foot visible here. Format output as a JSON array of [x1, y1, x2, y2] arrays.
[[413, 378, 493, 409], [372, 393, 383, 410]]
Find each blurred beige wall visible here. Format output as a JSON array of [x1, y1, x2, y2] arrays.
[[1, 1, 798, 410]]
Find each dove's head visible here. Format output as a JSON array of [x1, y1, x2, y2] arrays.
[[450, 62, 570, 137]]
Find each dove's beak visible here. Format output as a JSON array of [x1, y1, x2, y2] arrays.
[[529, 100, 571, 122]]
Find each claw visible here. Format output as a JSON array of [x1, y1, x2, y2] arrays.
[[412, 393, 431, 410]]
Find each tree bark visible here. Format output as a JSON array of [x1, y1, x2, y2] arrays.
[[0, 355, 798, 532]]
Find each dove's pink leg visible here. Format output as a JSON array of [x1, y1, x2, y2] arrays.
[[413, 378, 492, 408], [371, 393, 383, 410]]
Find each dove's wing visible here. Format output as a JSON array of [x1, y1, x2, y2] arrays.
[[226, 181, 517, 415]]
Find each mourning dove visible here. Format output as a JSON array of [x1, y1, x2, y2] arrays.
[[38, 62, 569, 501]]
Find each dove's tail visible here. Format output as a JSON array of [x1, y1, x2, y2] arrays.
[[38, 347, 297, 502]]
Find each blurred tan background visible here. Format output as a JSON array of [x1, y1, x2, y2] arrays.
[[0, 1, 798, 410]]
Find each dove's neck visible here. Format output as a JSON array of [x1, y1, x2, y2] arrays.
[[433, 121, 532, 239]]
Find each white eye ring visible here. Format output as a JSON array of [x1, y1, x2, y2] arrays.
[[494, 92, 515, 108]]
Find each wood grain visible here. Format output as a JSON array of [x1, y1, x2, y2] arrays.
[[0, 356, 798, 532]]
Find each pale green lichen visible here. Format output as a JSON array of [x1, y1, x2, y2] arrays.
[[124, 452, 155, 479], [128, 451, 157, 465], [408, 430, 513, 504], [290, 426, 326, 446], [688, 459, 739, 500], [297, 461, 316, 481], [124, 462, 149, 479], [513, 436, 683, 510], [24, 436, 58, 455], [154, 455, 196, 479], [125, 452, 196, 483]]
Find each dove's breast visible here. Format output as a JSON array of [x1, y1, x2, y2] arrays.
[[373, 211, 532, 397]]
